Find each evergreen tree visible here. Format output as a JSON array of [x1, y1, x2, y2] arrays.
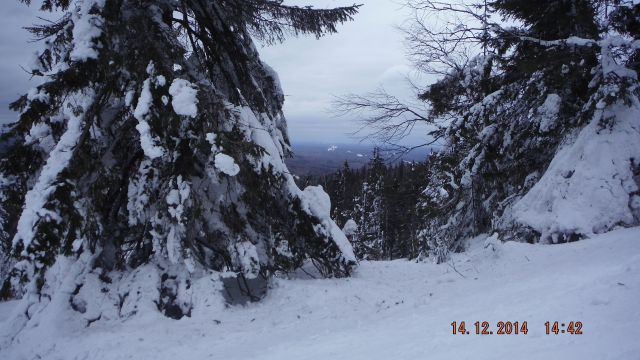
[[417, 0, 640, 261], [351, 148, 386, 260], [328, 161, 353, 226], [302, 151, 428, 261], [337, 0, 640, 262], [0, 0, 360, 328]]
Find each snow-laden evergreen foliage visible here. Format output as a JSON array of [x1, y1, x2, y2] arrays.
[[351, 149, 386, 260], [0, 0, 360, 328], [416, 0, 640, 261]]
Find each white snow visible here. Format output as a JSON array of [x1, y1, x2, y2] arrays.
[[470, 89, 504, 114], [302, 185, 332, 215], [12, 90, 95, 253], [26, 87, 50, 103], [125, 90, 135, 106], [127, 159, 153, 226], [1, 227, 639, 359], [133, 79, 153, 120], [227, 103, 356, 265], [156, 75, 166, 87], [214, 153, 240, 176], [205, 132, 216, 145], [342, 219, 358, 236], [70, 0, 106, 61], [301, 186, 357, 263], [510, 102, 640, 241], [135, 119, 164, 159], [168, 79, 199, 118], [328, 145, 338, 152], [538, 93, 561, 132], [133, 77, 165, 159], [165, 176, 191, 264], [231, 241, 260, 279], [24, 122, 55, 152]]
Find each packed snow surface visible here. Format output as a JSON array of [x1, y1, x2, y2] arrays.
[[1, 227, 639, 359]]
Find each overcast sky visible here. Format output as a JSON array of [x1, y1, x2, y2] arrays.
[[0, 3, 42, 127], [0, 0, 429, 145]]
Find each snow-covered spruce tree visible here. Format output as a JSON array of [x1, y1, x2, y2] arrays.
[[328, 161, 350, 226], [416, 0, 640, 261], [351, 148, 386, 260], [337, 0, 639, 263], [0, 0, 359, 327]]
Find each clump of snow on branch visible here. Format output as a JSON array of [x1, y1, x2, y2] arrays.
[[342, 219, 358, 237], [301, 186, 357, 263], [214, 153, 240, 176], [70, 0, 106, 61], [133, 63, 165, 159], [25, 122, 55, 152], [26, 88, 50, 103], [165, 176, 191, 264], [231, 241, 261, 279], [127, 159, 154, 226], [168, 79, 199, 118], [538, 93, 562, 132]]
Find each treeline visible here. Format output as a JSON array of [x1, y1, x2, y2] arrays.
[[298, 148, 428, 260]]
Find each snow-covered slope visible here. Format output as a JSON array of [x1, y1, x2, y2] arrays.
[[507, 103, 640, 241], [1, 227, 639, 359]]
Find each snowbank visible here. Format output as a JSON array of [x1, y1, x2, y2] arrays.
[[510, 103, 640, 241], [1, 227, 638, 359]]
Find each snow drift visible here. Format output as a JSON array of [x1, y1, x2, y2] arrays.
[[506, 102, 640, 242]]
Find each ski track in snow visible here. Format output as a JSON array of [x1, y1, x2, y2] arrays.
[[1, 227, 639, 359]]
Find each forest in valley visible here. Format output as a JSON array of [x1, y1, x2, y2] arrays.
[[298, 149, 428, 260]]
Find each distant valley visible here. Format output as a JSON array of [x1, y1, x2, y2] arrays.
[[286, 142, 430, 176]]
